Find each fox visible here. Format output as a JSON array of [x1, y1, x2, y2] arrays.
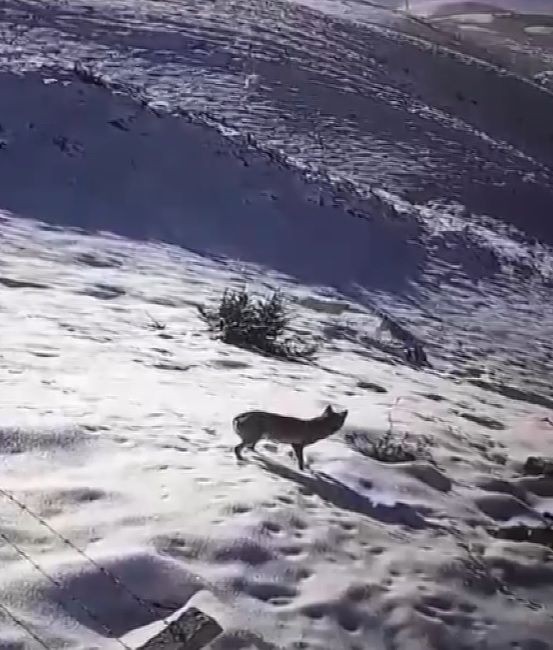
[[233, 405, 348, 470]]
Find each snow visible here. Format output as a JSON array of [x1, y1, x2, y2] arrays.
[[0, 150, 553, 647], [0, 2, 553, 648], [526, 25, 553, 36], [447, 13, 496, 23]]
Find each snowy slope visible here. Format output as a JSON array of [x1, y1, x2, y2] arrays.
[[0, 0, 553, 648], [0, 69, 552, 649], [1, 207, 553, 650]]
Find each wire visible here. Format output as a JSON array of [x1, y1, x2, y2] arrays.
[[0, 488, 175, 634], [0, 600, 52, 650], [0, 530, 132, 649]]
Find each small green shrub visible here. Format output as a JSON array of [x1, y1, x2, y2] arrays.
[[198, 288, 317, 361], [345, 425, 433, 464]]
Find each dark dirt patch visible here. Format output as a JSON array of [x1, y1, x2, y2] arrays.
[[523, 456, 553, 477], [0, 276, 49, 290], [80, 283, 126, 300], [490, 524, 553, 550], [74, 252, 122, 269], [460, 412, 505, 430], [356, 380, 387, 393], [212, 358, 250, 370], [469, 378, 553, 411], [153, 362, 194, 372]]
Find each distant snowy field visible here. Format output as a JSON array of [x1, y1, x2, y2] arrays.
[[1, 0, 553, 649]]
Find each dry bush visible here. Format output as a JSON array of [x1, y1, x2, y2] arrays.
[[199, 288, 317, 361]]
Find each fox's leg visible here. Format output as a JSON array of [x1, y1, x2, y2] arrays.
[[291, 443, 305, 471], [234, 442, 246, 461], [235, 431, 262, 461]]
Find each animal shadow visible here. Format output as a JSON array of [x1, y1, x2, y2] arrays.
[[256, 455, 432, 530]]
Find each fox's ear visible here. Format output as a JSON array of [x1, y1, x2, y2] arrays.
[[341, 409, 348, 420], [324, 405, 333, 415]]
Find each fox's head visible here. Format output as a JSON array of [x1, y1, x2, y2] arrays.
[[322, 405, 348, 432]]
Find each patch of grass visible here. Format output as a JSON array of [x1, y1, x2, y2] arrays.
[[370, 430, 433, 463], [348, 429, 434, 465], [369, 430, 418, 463], [198, 288, 317, 361], [345, 398, 433, 464], [345, 428, 418, 463], [420, 393, 446, 402]]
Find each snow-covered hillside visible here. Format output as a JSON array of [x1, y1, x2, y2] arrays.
[[0, 70, 552, 649], [1, 0, 553, 648], [1, 205, 552, 650]]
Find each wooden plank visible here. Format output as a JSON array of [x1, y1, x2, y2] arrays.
[[137, 607, 222, 650]]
